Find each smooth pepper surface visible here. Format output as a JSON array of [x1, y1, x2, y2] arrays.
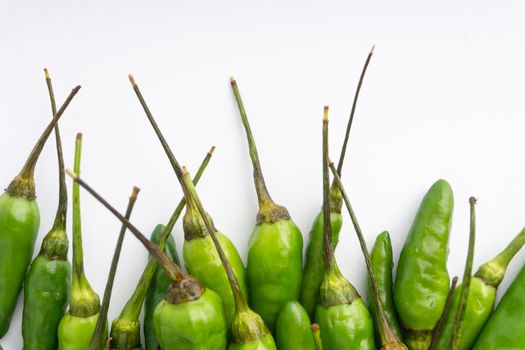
[[275, 301, 316, 350]]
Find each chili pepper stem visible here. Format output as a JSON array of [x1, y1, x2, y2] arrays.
[[311, 324, 324, 350], [451, 197, 477, 350], [328, 163, 406, 349], [429, 276, 459, 350], [88, 187, 140, 350]]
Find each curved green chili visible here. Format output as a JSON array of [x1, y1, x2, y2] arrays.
[[231, 77, 303, 331], [300, 47, 374, 318], [314, 107, 375, 350], [0, 83, 79, 337], [394, 179, 454, 350], [22, 69, 72, 350]]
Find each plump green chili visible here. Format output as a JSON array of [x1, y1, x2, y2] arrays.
[[66, 169, 228, 350], [314, 108, 375, 350], [275, 301, 316, 350], [394, 179, 454, 350], [109, 147, 213, 349], [0, 82, 79, 337], [231, 77, 303, 331], [329, 160, 405, 350], [88, 187, 140, 350], [367, 231, 403, 345], [58, 133, 106, 350], [300, 47, 374, 318], [22, 70, 73, 350], [435, 225, 525, 350], [143, 223, 180, 350]]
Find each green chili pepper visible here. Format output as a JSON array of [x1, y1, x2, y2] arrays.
[[435, 225, 525, 350], [315, 108, 375, 350], [329, 153, 405, 349], [22, 70, 73, 350], [367, 231, 404, 345], [88, 187, 140, 350], [300, 47, 373, 318], [66, 168, 228, 350], [144, 223, 180, 350], [127, 74, 275, 349], [275, 301, 316, 350], [472, 245, 525, 349], [0, 82, 79, 338], [58, 133, 107, 349], [231, 77, 303, 331], [394, 179, 454, 350], [311, 324, 323, 350], [109, 148, 213, 349]]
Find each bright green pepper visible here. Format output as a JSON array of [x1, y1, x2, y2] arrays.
[[144, 223, 180, 350], [394, 179, 454, 350], [275, 301, 316, 350], [300, 48, 374, 318], [368, 231, 404, 345], [314, 108, 375, 350], [22, 70, 72, 350], [0, 83, 79, 337], [435, 226, 525, 350], [109, 148, 213, 349], [58, 133, 107, 349], [67, 163, 228, 350], [231, 77, 303, 331]]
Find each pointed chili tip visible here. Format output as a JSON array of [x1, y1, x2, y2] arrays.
[[128, 74, 137, 87], [182, 165, 189, 176], [311, 323, 320, 332], [469, 196, 477, 205], [230, 76, 237, 85], [323, 106, 329, 121], [76, 132, 83, 140], [44, 68, 50, 79], [209, 145, 216, 155], [370, 44, 376, 54], [65, 168, 78, 180], [131, 186, 141, 200]]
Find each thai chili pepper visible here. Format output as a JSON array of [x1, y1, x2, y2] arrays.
[[22, 69, 73, 350], [367, 231, 403, 345], [435, 225, 525, 350], [0, 82, 80, 337], [300, 47, 374, 318], [429, 276, 458, 350], [231, 77, 303, 331], [87, 187, 140, 350], [143, 223, 180, 350], [109, 148, 213, 349], [314, 107, 375, 350], [472, 242, 525, 349], [57, 133, 106, 350], [329, 161, 406, 350], [275, 301, 316, 350], [127, 74, 275, 349], [66, 169, 228, 350], [311, 324, 323, 350], [394, 179, 454, 350]]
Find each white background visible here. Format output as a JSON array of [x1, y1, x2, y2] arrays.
[[1, 0, 525, 348]]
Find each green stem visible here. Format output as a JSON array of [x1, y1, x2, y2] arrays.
[[7, 84, 81, 200], [451, 197, 477, 350], [44, 69, 68, 232], [311, 324, 324, 350], [230, 77, 273, 207], [322, 107, 335, 272], [118, 147, 214, 321], [328, 162, 404, 347], [87, 187, 140, 350], [429, 276, 459, 350]]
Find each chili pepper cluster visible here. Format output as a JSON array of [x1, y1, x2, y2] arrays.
[[1, 52, 524, 350]]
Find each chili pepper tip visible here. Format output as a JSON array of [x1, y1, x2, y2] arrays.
[[128, 74, 137, 87]]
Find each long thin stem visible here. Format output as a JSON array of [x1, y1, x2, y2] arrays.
[[17, 85, 81, 180], [230, 77, 273, 207], [451, 197, 477, 350], [328, 161, 403, 346], [44, 69, 68, 231], [429, 276, 459, 350], [72, 133, 85, 282], [66, 170, 184, 282], [322, 107, 335, 271], [87, 187, 140, 350], [336, 45, 374, 175]]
